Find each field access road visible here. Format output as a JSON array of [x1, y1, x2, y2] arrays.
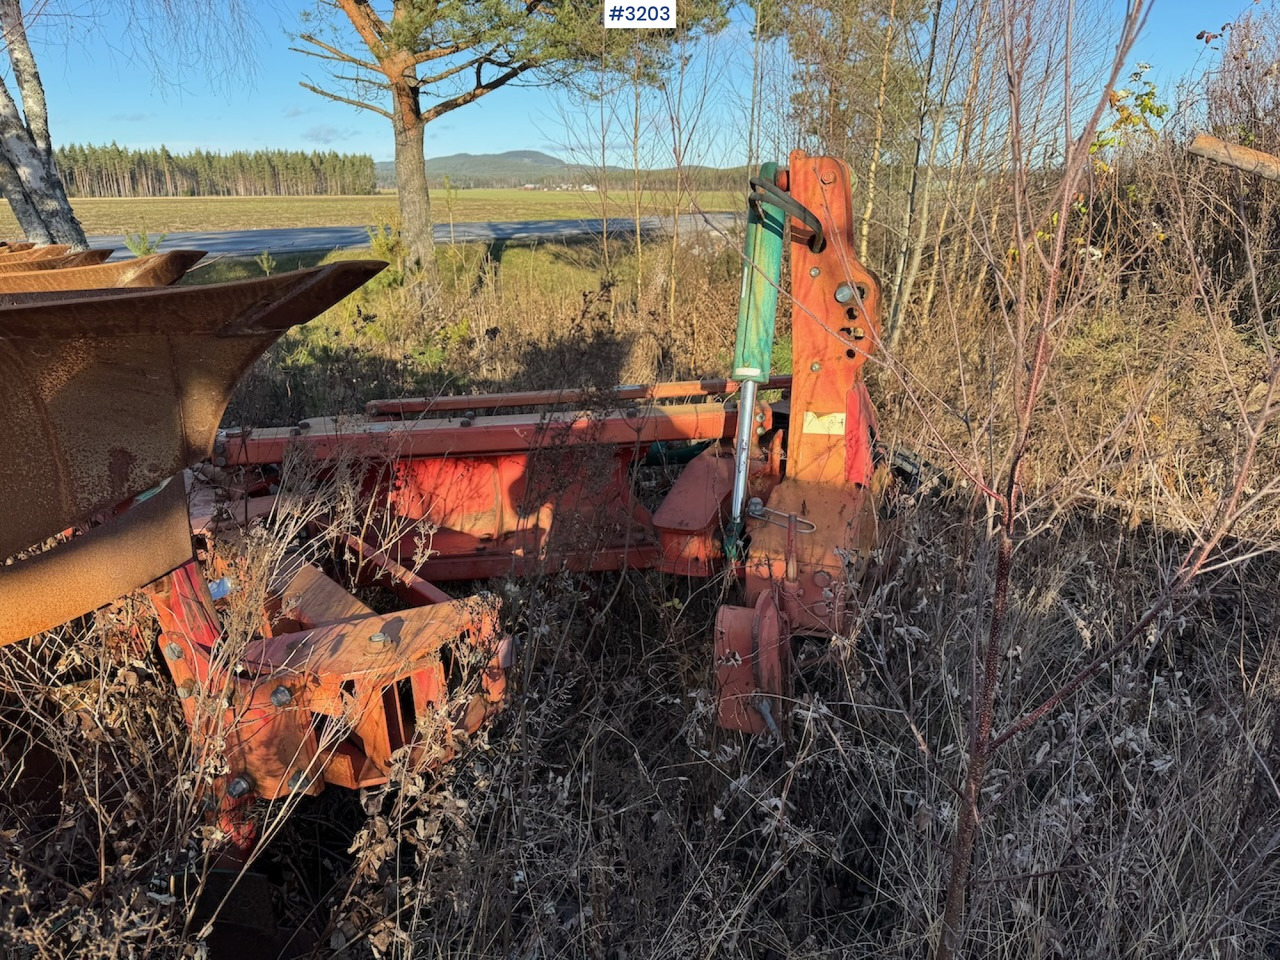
[[89, 212, 739, 259]]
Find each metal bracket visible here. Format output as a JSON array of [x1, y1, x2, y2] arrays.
[[745, 497, 817, 534]]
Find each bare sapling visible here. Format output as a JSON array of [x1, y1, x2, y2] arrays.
[[890, 1, 1280, 954], [920, 1, 1186, 955]]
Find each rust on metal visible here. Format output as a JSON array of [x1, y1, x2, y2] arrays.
[[0, 250, 206, 294], [0, 248, 113, 274], [227, 402, 746, 463], [0, 476, 192, 646], [367, 376, 794, 418], [0, 260, 385, 585], [148, 559, 503, 800], [0, 244, 69, 263]]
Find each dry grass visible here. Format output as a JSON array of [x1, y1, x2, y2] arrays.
[[0, 191, 737, 239], [223, 232, 745, 427]]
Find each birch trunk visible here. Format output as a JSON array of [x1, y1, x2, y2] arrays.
[[0, 150, 49, 242], [0, 0, 87, 248]]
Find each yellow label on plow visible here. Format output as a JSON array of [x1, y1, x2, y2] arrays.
[[802, 411, 847, 435]]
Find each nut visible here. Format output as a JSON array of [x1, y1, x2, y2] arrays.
[[163, 642, 184, 660], [226, 776, 253, 799], [368, 631, 391, 646], [270, 685, 293, 707]]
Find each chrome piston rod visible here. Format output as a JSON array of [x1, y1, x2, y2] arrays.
[[729, 378, 758, 529]]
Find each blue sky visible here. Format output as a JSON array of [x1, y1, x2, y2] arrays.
[[25, 0, 1246, 167]]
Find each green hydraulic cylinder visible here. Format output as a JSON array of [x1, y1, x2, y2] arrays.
[[731, 162, 785, 384], [728, 162, 785, 555]]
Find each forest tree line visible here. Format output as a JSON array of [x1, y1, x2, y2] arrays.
[[55, 143, 378, 197]]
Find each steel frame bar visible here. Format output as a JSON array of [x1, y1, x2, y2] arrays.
[[224, 401, 750, 464], [365, 376, 793, 418]]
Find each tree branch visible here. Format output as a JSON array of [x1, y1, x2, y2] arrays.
[[295, 33, 382, 72], [418, 58, 479, 88], [298, 81, 393, 119], [336, 0, 390, 56], [412, 43, 468, 64], [422, 63, 536, 123]]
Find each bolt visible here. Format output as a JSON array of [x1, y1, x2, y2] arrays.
[[464, 410, 477, 421], [460, 417, 473, 427], [813, 570, 832, 587], [809, 267, 820, 277], [820, 170, 836, 184], [754, 411, 765, 423], [369, 631, 391, 646], [756, 426, 766, 435], [176, 680, 195, 699], [270, 685, 292, 707], [226, 776, 253, 799], [213, 456, 227, 467], [288, 770, 310, 792], [746, 497, 765, 517], [814, 602, 830, 617], [297, 420, 312, 431], [164, 642, 184, 660], [810, 362, 821, 372], [213, 441, 226, 455], [834, 282, 856, 304]]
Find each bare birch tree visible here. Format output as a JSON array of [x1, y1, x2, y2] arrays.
[[0, 0, 86, 246], [0, 0, 257, 246]]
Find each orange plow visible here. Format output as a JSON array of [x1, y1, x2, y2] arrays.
[[1, 151, 892, 844]]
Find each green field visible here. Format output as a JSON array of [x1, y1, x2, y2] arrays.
[[0, 189, 738, 238]]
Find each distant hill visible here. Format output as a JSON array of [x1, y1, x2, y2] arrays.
[[375, 150, 744, 191], [375, 150, 576, 189]]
